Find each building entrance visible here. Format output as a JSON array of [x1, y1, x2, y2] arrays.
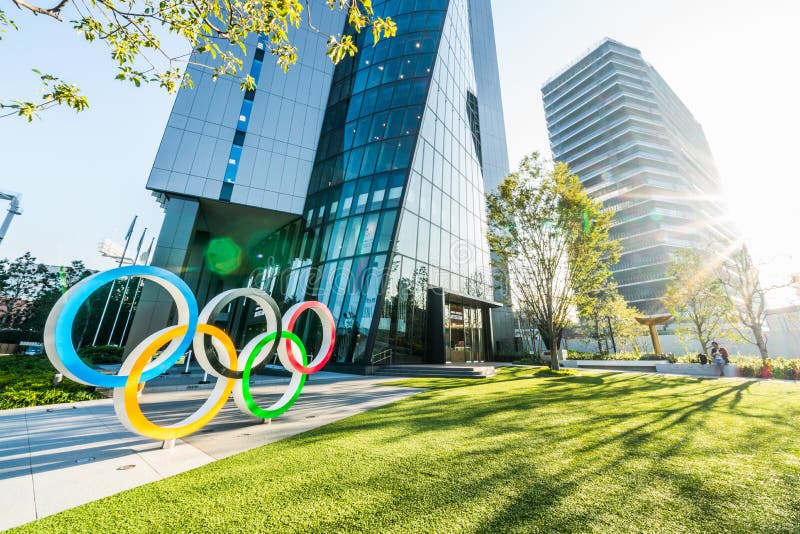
[[445, 303, 485, 363]]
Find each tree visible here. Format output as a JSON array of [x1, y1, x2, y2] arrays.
[[21, 261, 94, 337], [0, 258, 9, 296], [578, 283, 640, 354], [0, 252, 51, 328], [663, 248, 732, 354], [718, 245, 770, 361], [487, 153, 620, 370], [1, 0, 396, 120], [0, 256, 113, 345]]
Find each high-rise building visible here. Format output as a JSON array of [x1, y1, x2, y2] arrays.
[[542, 38, 736, 314], [127, 0, 513, 368]]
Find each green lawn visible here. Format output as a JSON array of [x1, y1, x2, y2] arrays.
[[14, 368, 800, 533]]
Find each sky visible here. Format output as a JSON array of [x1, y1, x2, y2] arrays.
[[492, 0, 800, 305], [0, 0, 799, 304]]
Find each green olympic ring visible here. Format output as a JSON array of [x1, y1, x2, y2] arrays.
[[240, 331, 308, 419]]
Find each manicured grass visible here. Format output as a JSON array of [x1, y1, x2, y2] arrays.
[[14, 368, 800, 533]]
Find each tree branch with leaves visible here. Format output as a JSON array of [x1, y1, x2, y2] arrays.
[[717, 244, 772, 360], [662, 248, 733, 354], [1, 0, 396, 121]]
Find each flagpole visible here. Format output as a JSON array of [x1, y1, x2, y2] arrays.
[[119, 236, 154, 348], [92, 215, 137, 347], [108, 227, 147, 346]]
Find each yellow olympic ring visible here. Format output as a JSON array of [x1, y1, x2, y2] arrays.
[[114, 324, 237, 441]]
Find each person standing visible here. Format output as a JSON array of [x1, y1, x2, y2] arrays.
[[711, 341, 729, 376]]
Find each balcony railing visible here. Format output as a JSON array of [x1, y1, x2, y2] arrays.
[[615, 276, 671, 289], [613, 257, 671, 273]]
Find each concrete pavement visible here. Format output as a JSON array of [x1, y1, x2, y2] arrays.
[[0, 373, 421, 531]]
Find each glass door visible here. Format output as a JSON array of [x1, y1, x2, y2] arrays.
[[463, 306, 484, 363], [447, 303, 466, 363], [445, 303, 452, 363], [445, 303, 486, 363], [474, 307, 484, 362]]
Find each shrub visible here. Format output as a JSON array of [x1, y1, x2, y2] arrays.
[[0, 354, 102, 409], [512, 356, 557, 366], [0, 387, 99, 410], [531, 367, 579, 377], [566, 351, 641, 361], [726, 357, 800, 380], [737, 360, 758, 378], [496, 351, 534, 363], [567, 350, 596, 359], [560, 350, 800, 378], [78, 345, 124, 365]]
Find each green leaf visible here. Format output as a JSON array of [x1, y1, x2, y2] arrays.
[[4, 0, 399, 121]]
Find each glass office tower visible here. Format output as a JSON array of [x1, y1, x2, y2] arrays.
[[542, 38, 736, 314], [128, 0, 512, 369]]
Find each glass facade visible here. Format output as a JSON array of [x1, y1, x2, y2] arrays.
[[131, 0, 511, 367], [374, 0, 495, 363], [128, 10, 345, 350], [220, 36, 269, 202], [246, 0, 497, 366], [542, 38, 737, 314], [465, 0, 515, 348], [145, 9, 343, 212], [303, 0, 447, 364]]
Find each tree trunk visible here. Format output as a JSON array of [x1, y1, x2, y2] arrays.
[[753, 323, 768, 362], [550, 339, 560, 371], [78, 318, 89, 349], [594, 317, 602, 354], [694, 321, 707, 354], [697, 336, 707, 355], [758, 340, 768, 362], [551, 327, 561, 371], [606, 316, 617, 354], [539, 325, 561, 371]]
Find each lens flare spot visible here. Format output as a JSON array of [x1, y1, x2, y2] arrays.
[[205, 238, 242, 275]]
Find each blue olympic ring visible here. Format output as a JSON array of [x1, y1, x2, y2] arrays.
[[44, 266, 198, 388]]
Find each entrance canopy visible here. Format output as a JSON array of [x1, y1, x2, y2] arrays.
[[435, 288, 502, 309], [427, 288, 502, 364]]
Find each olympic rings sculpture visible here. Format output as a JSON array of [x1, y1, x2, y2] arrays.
[[43, 266, 336, 441]]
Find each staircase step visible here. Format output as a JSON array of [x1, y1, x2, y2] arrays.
[[382, 364, 486, 370], [375, 365, 496, 378], [382, 366, 490, 372], [391, 356, 425, 365], [380, 369, 485, 375], [376, 372, 485, 378]]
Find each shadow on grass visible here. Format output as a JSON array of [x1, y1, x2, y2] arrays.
[[17, 368, 800, 533], [380, 366, 585, 391], [557, 374, 606, 385], [294, 371, 781, 469]]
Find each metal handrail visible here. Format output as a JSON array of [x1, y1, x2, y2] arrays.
[[369, 348, 392, 375]]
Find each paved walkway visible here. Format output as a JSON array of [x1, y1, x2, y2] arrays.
[[0, 373, 421, 531]]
